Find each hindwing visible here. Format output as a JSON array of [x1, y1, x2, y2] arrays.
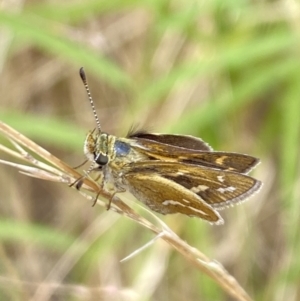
[[124, 172, 223, 224]]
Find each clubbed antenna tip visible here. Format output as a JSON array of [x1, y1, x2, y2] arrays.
[[79, 67, 86, 82]]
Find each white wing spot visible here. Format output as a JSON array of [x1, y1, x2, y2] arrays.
[[217, 176, 224, 183], [188, 206, 209, 216], [162, 200, 210, 217], [191, 185, 209, 193], [217, 186, 236, 193], [182, 198, 190, 204], [162, 200, 185, 207]]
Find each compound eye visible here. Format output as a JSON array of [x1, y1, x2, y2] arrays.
[[94, 153, 108, 166]]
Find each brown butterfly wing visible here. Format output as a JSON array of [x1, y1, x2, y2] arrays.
[[128, 132, 212, 151], [130, 138, 260, 174], [124, 161, 262, 210], [124, 172, 223, 224]]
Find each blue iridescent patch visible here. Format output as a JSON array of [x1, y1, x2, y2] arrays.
[[114, 141, 130, 156]]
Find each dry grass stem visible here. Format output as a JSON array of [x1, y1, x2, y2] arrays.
[[0, 121, 253, 301]]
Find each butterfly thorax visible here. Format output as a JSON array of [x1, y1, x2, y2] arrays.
[[84, 130, 149, 170]]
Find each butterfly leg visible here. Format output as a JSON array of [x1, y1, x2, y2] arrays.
[[91, 171, 105, 207], [72, 159, 88, 169], [69, 175, 86, 189], [106, 187, 126, 210]]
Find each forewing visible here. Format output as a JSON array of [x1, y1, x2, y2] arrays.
[[179, 151, 260, 174], [128, 132, 212, 151], [131, 138, 260, 174], [124, 173, 223, 224], [125, 161, 262, 210]]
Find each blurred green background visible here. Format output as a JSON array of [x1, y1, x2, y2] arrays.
[[0, 0, 300, 300]]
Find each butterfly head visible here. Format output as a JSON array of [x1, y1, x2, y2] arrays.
[[84, 129, 112, 166]]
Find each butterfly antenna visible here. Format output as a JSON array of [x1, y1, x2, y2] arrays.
[[79, 67, 102, 131]]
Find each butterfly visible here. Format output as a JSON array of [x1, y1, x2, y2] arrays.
[[75, 68, 262, 225]]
